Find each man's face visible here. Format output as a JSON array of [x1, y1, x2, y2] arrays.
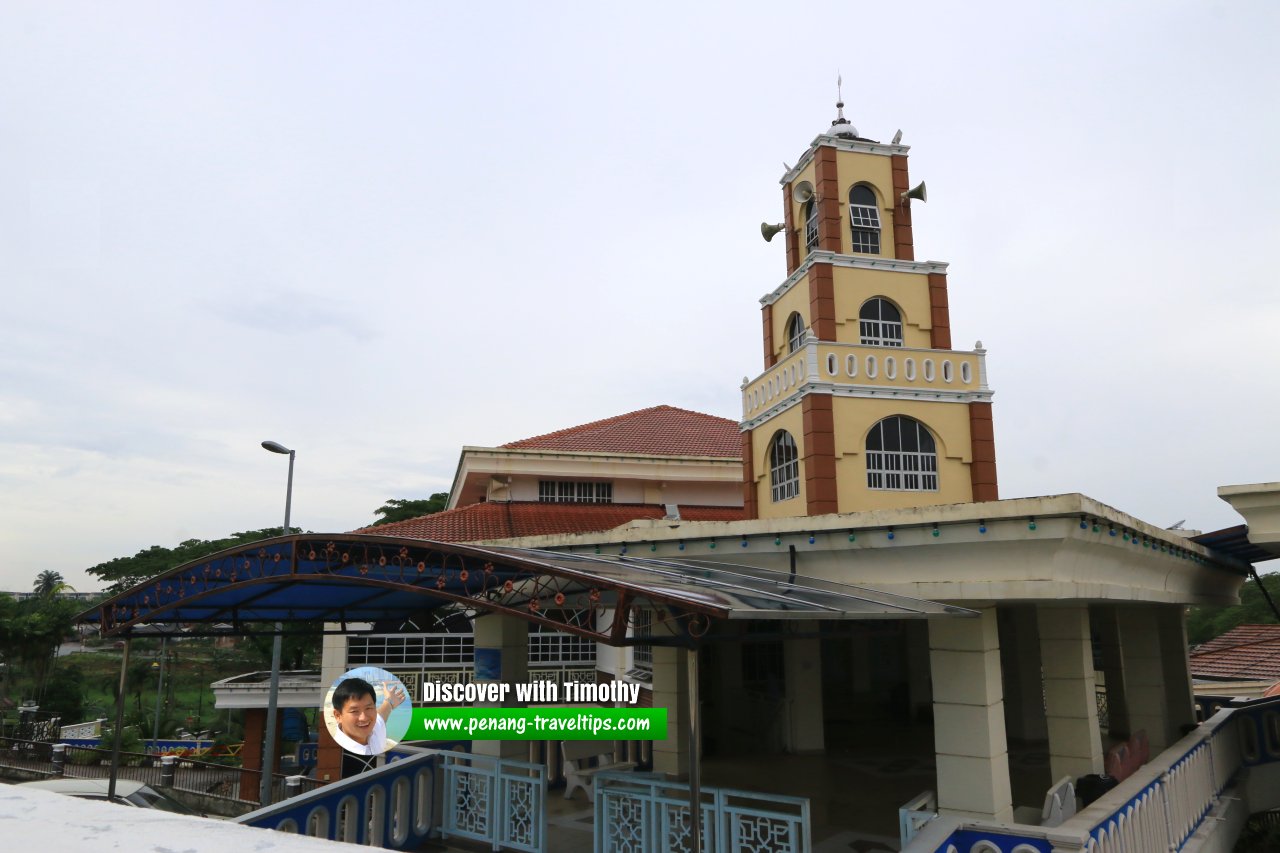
[[333, 693, 377, 745]]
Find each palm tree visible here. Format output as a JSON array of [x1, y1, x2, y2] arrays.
[[32, 570, 71, 598]]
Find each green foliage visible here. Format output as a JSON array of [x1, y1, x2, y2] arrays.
[[102, 724, 144, 757], [85, 527, 296, 593], [42, 664, 86, 724], [33, 570, 71, 597], [1188, 571, 1280, 646], [371, 494, 448, 526], [0, 590, 78, 705], [242, 633, 319, 671]]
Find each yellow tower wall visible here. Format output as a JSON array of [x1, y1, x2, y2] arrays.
[[835, 150, 899, 259], [830, 266, 934, 348], [830, 396, 975, 511], [748, 406, 809, 520], [768, 285, 813, 364], [786, 149, 902, 262]]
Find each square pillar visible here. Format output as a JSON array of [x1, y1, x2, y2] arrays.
[[1038, 604, 1103, 780], [471, 613, 528, 759], [1157, 606, 1197, 739], [999, 606, 1047, 743], [906, 621, 933, 720], [650, 643, 689, 777], [1117, 606, 1169, 751], [929, 606, 1013, 822], [784, 635, 824, 753], [1092, 607, 1129, 737]]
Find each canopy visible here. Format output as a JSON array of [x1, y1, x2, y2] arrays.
[[78, 534, 975, 645]]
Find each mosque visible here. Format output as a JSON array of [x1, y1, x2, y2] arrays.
[[89, 97, 1280, 852]]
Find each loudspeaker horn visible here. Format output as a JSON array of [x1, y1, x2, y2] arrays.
[[791, 180, 815, 204], [900, 181, 927, 204], [760, 222, 785, 242]]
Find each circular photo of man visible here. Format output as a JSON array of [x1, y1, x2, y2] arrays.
[[323, 667, 412, 759]]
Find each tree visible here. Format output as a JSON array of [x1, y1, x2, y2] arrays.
[[33, 570, 71, 598], [371, 494, 449, 526], [85, 527, 293, 593], [1187, 571, 1280, 645]]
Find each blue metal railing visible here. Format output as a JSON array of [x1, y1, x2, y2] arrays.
[[236, 750, 437, 850], [902, 693, 1280, 853], [438, 750, 547, 853], [595, 770, 810, 853]]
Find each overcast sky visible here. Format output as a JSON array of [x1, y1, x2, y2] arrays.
[[2, 1, 1277, 593]]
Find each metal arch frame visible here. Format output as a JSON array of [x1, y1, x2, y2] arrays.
[[80, 534, 719, 646]]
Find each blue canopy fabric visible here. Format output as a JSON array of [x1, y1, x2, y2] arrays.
[[77, 534, 973, 644]]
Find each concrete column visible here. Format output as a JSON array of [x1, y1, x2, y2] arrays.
[[650, 643, 689, 777], [1092, 606, 1129, 737], [1000, 606, 1047, 743], [471, 613, 529, 760], [1038, 604, 1103, 781], [1117, 606, 1169, 751], [929, 605, 1013, 822], [784, 636, 824, 753], [1157, 605, 1197, 740], [906, 621, 933, 720]]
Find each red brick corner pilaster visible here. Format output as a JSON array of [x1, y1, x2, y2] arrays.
[[968, 401, 999, 502], [802, 394, 838, 515], [815, 146, 841, 253], [741, 431, 758, 519], [890, 155, 915, 261], [927, 273, 952, 350], [809, 263, 836, 341], [783, 184, 800, 275], [762, 304, 776, 369]]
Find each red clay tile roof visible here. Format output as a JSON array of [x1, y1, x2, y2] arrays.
[[352, 502, 746, 542], [1190, 625, 1280, 680], [501, 405, 740, 458]]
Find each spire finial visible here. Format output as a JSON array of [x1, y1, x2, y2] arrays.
[[829, 72, 857, 137]]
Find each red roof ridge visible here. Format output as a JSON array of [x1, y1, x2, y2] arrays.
[[500, 405, 740, 457], [349, 500, 746, 542]]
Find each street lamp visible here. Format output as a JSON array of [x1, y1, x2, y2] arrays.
[[259, 439, 294, 806]]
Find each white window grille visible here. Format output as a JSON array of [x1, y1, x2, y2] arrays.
[[804, 199, 819, 252], [865, 416, 938, 491], [632, 609, 653, 670], [347, 633, 474, 666], [786, 312, 806, 353], [859, 297, 903, 346], [537, 480, 613, 503], [770, 431, 800, 502], [848, 185, 881, 254]]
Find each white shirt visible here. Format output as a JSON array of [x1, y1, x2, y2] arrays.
[[332, 713, 387, 756]]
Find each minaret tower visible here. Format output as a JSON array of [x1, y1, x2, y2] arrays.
[[742, 94, 998, 519]]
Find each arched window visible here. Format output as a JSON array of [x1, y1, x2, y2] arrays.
[[848, 185, 881, 254], [803, 198, 819, 252], [866, 416, 938, 491], [859, 298, 903, 347], [785, 312, 806, 353], [769, 431, 800, 502]]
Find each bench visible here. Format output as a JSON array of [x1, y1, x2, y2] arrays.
[[1012, 776, 1077, 827], [561, 741, 636, 802]]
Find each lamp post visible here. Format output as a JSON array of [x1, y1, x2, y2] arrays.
[[150, 636, 167, 747], [259, 439, 294, 806]]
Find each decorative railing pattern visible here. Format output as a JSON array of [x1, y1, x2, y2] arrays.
[[436, 750, 546, 853], [595, 771, 810, 853], [903, 694, 1280, 853], [237, 750, 436, 850], [741, 340, 987, 421]]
